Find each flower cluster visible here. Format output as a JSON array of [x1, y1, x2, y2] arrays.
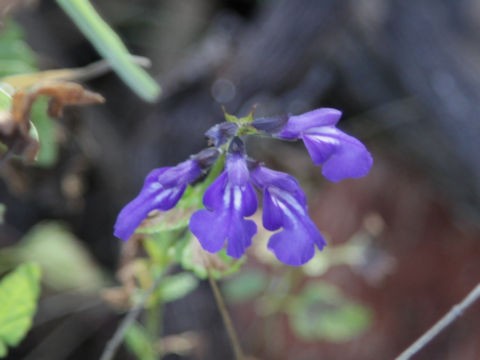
[[114, 108, 373, 266]]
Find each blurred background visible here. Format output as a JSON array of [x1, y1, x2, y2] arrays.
[[1, 0, 480, 359]]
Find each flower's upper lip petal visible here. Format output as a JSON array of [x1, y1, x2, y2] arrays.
[[276, 108, 342, 138], [113, 167, 188, 241], [252, 114, 289, 134], [159, 160, 201, 187], [250, 166, 307, 207], [226, 153, 249, 186]]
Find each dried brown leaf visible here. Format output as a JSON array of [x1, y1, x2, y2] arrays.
[[0, 81, 104, 163]]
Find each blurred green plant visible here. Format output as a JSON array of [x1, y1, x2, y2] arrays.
[[222, 269, 268, 304], [0, 204, 4, 224], [124, 322, 156, 360], [287, 282, 371, 342], [0, 262, 42, 358], [0, 222, 106, 292], [56, 0, 160, 102], [0, 21, 36, 78], [153, 273, 198, 304]]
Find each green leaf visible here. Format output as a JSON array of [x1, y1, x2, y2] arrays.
[[223, 269, 268, 304], [9, 222, 106, 292], [0, 87, 11, 111], [0, 21, 37, 79], [0, 263, 42, 358], [222, 106, 255, 124], [222, 106, 239, 123], [287, 282, 372, 342], [56, 0, 160, 102], [152, 272, 198, 304], [124, 322, 156, 360], [30, 97, 58, 167]]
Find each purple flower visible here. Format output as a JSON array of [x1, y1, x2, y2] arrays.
[[250, 165, 325, 266], [114, 159, 202, 241], [276, 108, 373, 182], [189, 149, 258, 258]]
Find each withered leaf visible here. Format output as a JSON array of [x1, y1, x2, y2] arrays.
[[0, 81, 104, 162]]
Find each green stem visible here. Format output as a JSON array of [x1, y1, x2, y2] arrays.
[[207, 268, 244, 360], [99, 267, 173, 360], [146, 303, 161, 359], [56, 0, 160, 102], [202, 153, 225, 190]]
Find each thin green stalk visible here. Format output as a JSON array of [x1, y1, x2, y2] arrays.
[[207, 268, 244, 360], [396, 282, 480, 360], [99, 267, 172, 360], [146, 303, 161, 360], [56, 0, 160, 102]]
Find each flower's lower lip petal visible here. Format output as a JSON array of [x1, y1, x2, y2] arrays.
[[240, 182, 258, 217], [155, 186, 187, 210], [302, 217, 327, 251], [262, 188, 283, 231], [203, 172, 228, 211], [302, 133, 338, 165], [226, 218, 257, 258], [267, 226, 316, 266], [189, 210, 229, 253], [321, 138, 373, 182]]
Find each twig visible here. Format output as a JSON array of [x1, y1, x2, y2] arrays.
[[99, 268, 172, 360], [396, 282, 480, 360], [207, 268, 245, 360]]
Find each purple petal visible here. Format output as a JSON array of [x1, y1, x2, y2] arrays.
[[303, 127, 373, 182], [226, 153, 249, 186], [240, 182, 258, 217], [250, 166, 306, 208], [190, 207, 257, 257], [252, 114, 289, 134], [159, 160, 201, 187], [189, 209, 229, 253], [267, 215, 325, 266], [302, 133, 338, 164], [205, 122, 238, 147], [262, 188, 283, 231], [277, 108, 342, 139], [203, 172, 228, 211], [226, 217, 257, 258], [113, 167, 186, 241]]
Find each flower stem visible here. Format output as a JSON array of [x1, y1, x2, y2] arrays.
[[396, 282, 480, 360], [207, 268, 245, 360], [99, 267, 172, 360]]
